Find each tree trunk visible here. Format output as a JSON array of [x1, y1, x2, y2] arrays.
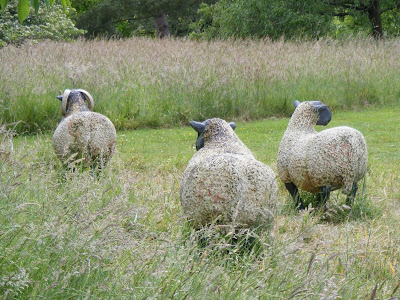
[[154, 11, 170, 38], [367, 0, 383, 39]]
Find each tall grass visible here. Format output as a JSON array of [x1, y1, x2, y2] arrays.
[[1, 38, 400, 134], [1, 108, 400, 298]]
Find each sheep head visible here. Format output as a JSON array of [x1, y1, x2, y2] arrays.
[[190, 119, 236, 151], [57, 89, 94, 116], [294, 100, 331, 126]]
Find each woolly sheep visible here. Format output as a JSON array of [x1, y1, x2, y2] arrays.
[[52, 89, 117, 169], [277, 100, 368, 209], [180, 118, 278, 229]]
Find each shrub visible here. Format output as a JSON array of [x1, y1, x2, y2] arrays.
[[0, 0, 85, 47]]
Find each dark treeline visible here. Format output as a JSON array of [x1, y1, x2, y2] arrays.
[[73, 0, 400, 40], [1, 0, 400, 47]]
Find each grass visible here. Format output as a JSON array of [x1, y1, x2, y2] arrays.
[[1, 38, 400, 134], [1, 107, 400, 299]]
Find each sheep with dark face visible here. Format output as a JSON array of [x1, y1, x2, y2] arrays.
[[52, 89, 117, 169], [180, 118, 278, 229], [277, 100, 368, 209]]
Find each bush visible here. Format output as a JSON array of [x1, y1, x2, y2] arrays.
[[0, 0, 85, 47]]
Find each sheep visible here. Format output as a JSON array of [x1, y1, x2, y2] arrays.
[[52, 89, 117, 169], [180, 118, 278, 229], [277, 100, 368, 210]]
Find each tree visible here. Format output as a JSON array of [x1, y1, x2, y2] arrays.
[[75, 0, 217, 38], [194, 0, 332, 40], [195, 0, 400, 40], [324, 0, 400, 39]]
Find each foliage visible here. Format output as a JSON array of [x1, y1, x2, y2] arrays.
[[381, 7, 400, 36], [0, 0, 70, 23], [193, 0, 400, 40], [69, 0, 99, 15], [193, 0, 332, 40], [75, 0, 216, 37], [0, 0, 85, 47], [324, 0, 400, 38]]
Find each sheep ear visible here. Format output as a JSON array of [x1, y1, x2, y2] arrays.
[[190, 121, 206, 133], [294, 100, 301, 108], [229, 122, 236, 130], [56, 95, 63, 101]]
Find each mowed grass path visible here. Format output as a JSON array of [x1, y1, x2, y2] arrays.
[[2, 107, 400, 298]]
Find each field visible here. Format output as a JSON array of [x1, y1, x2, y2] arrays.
[[1, 38, 400, 299], [1, 38, 400, 134], [1, 105, 400, 299]]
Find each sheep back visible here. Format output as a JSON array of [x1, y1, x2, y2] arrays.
[[280, 126, 367, 194], [180, 118, 277, 229], [52, 111, 117, 165]]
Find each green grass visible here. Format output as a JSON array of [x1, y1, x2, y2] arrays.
[[1, 107, 400, 299], [1, 38, 400, 134]]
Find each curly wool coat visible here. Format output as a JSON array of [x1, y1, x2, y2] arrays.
[[52, 90, 116, 166], [180, 118, 278, 229], [277, 102, 367, 195]]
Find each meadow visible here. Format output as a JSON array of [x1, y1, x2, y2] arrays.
[[1, 38, 400, 134], [1, 106, 400, 299], [1, 38, 400, 299]]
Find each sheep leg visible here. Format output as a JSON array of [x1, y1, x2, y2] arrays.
[[318, 186, 330, 207], [345, 183, 358, 206], [285, 183, 305, 210]]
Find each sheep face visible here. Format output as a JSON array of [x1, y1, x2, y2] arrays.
[[57, 89, 94, 117], [293, 101, 332, 127], [190, 119, 236, 150]]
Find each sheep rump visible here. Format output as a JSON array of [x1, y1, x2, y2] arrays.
[[180, 118, 278, 229], [52, 89, 117, 168], [53, 111, 116, 166]]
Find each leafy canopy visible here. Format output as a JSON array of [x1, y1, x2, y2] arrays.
[[75, 0, 216, 37], [192, 0, 400, 40]]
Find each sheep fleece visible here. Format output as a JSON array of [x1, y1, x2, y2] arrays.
[[180, 119, 277, 228], [277, 103, 367, 194], [52, 111, 116, 163]]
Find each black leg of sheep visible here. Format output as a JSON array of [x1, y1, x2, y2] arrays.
[[318, 186, 330, 207], [346, 183, 358, 206], [285, 183, 305, 210]]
